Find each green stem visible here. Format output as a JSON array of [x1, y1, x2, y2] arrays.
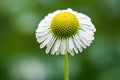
[[64, 53, 69, 80]]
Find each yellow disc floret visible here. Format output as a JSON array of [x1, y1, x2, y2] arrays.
[[50, 12, 80, 38]]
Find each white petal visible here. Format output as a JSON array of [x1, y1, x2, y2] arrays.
[[80, 27, 94, 35], [60, 39, 67, 55], [73, 46, 78, 54], [80, 21, 96, 32], [36, 32, 50, 43], [39, 18, 51, 25], [70, 50, 75, 56], [37, 29, 50, 37], [68, 37, 74, 51], [40, 33, 52, 48], [54, 39, 61, 52], [44, 13, 54, 20], [77, 13, 91, 21], [81, 23, 95, 32], [78, 13, 96, 32], [46, 36, 56, 54], [71, 38, 78, 54], [37, 23, 49, 29], [79, 30, 94, 40], [80, 19, 92, 25], [73, 36, 83, 52], [78, 37, 87, 49], [75, 34, 87, 49], [51, 39, 61, 55], [67, 38, 71, 53], [36, 19, 51, 33], [67, 8, 73, 11], [56, 50, 60, 55], [81, 24, 96, 32], [36, 26, 49, 32], [79, 31, 93, 44], [80, 35, 90, 46]]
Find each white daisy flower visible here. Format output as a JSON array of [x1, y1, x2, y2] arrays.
[[36, 8, 96, 56]]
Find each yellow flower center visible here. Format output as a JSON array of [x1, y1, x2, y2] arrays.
[[50, 12, 80, 38]]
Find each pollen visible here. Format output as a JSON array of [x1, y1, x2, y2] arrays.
[[50, 12, 80, 38]]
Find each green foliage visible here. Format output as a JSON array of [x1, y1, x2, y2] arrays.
[[0, 0, 120, 80]]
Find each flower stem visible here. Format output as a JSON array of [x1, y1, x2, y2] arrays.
[[64, 53, 69, 80]]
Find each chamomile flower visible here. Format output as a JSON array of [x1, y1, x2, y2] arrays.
[[36, 8, 96, 56]]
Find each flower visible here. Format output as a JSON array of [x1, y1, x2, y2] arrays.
[[36, 8, 96, 56]]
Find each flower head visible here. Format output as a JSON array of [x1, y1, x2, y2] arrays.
[[51, 12, 79, 38], [36, 8, 96, 56]]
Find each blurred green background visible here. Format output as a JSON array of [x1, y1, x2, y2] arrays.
[[0, 0, 120, 80]]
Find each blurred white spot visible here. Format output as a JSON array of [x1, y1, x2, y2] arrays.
[[13, 12, 40, 35], [1, 0, 36, 14], [9, 59, 47, 80]]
